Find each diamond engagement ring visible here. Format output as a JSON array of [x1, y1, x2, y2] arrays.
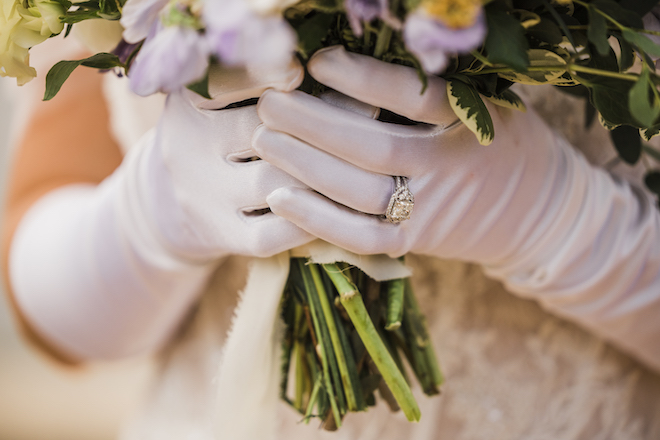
[[385, 176, 414, 223]]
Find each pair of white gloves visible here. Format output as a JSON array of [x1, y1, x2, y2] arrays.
[[10, 46, 660, 370]]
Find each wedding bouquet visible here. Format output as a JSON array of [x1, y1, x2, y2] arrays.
[[3, 0, 660, 430]]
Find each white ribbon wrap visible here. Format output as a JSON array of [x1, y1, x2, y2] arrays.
[[212, 240, 411, 440]]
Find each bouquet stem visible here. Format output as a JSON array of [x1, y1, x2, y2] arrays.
[[321, 263, 421, 422], [280, 258, 441, 429]]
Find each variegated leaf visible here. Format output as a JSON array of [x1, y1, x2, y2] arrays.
[[599, 113, 620, 131], [499, 49, 567, 85], [447, 80, 494, 146], [642, 126, 660, 141], [485, 90, 527, 112]]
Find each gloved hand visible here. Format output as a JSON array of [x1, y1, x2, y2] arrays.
[[9, 61, 313, 360], [254, 46, 660, 371], [135, 62, 313, 262], [255, 46, 575, 263]]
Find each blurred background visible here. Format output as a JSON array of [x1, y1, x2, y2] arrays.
[[0, 73, 153, 440]]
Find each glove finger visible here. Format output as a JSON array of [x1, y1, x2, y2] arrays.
[[267, 187, 405, 256], [253, 125, 393, 215], [163, 93, 264, 158], [230, 158, 308, 212], [186, 57, 304, 110], [307, 46, 456, 126], [257, 89, 441, 176], [242, 214, 315, 258]]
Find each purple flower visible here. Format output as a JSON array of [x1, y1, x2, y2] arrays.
[[204, 0, 296, 68], [112, 39, 142, 65], [120, 0, 169, 43], [345, 0, 400, 36], [404, 10, 486, 73], [129, 23, 210, 96]]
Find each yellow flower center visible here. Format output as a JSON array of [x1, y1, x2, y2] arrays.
[[422, 0, 481, 29]]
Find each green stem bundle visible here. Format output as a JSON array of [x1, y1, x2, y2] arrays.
[[280, 258, 442, 429]]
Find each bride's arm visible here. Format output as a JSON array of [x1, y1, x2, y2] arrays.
[[2, 66, 123, 363], [2, 56, 313, 363]]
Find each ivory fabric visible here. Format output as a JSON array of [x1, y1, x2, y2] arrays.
[[104, 70, 660, 440]]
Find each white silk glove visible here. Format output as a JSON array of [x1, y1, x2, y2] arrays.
[[9, 62, 313, 360], [254, 46, 660, 371]]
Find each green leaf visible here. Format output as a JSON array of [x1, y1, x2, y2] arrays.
[[293, 12, 336, 58], [592, 0, 642, 29], [515, 10, 541, 28], [79, 52, 123, 69], [527, 17, 563, 45], [589, 76, 637, 127], [498, 49, 567, 85], [587, 6, 610, 56], [60, 9, 101, 24], [484, 7, 529, 72], [52, 0, 72, 10], [618, 0, 659, 17], [484, 89, 526, 112], [186, 70, 211, 99], [629, 68, 660, 127], [599, 113, 620, 130], [614, 34, 635, 72], [447, 79, 494, 146], [622, 28, 660, 59], [540, 0, 576, 49], [644, 171, 660, 195], [44, 53, 123, 101], [610, 125, 642, 164], [642, 127, 660, 142]]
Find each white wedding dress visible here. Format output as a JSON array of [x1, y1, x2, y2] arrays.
[[103, 74, 660, 440]]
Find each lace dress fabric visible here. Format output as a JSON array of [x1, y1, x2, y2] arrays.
[[104, 77, 660, 440]]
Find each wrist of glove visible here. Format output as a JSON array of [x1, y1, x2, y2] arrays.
[[254, 46, 660, 371]]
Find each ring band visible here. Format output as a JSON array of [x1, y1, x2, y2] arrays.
[[385, 176, 414, 223]]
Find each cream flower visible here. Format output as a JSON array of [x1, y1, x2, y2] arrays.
[[0, 0, 65, 84]]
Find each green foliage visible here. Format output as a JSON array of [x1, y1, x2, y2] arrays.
[[540, 0, 576, 48], [292, 12, 337, 59], [498, 49, 567, 85], [614, 35, 635, 72], [484, 90, 526, 112], [610, 125, 641, 165], [591, 0, 642, 29], [629, 68, 660, 128], [587, 5, 609, 56], [447, 79, 494, 146], [622, 29, 660, 59], [187, 72, 211, 99], [588, 76, 636, 128], [642, 127, 660, 142], [484, 6, 530, 72], [44, 53, 123, 101]]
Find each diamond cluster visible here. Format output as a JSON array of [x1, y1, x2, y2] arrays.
[[385, 177, 414, 223]]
